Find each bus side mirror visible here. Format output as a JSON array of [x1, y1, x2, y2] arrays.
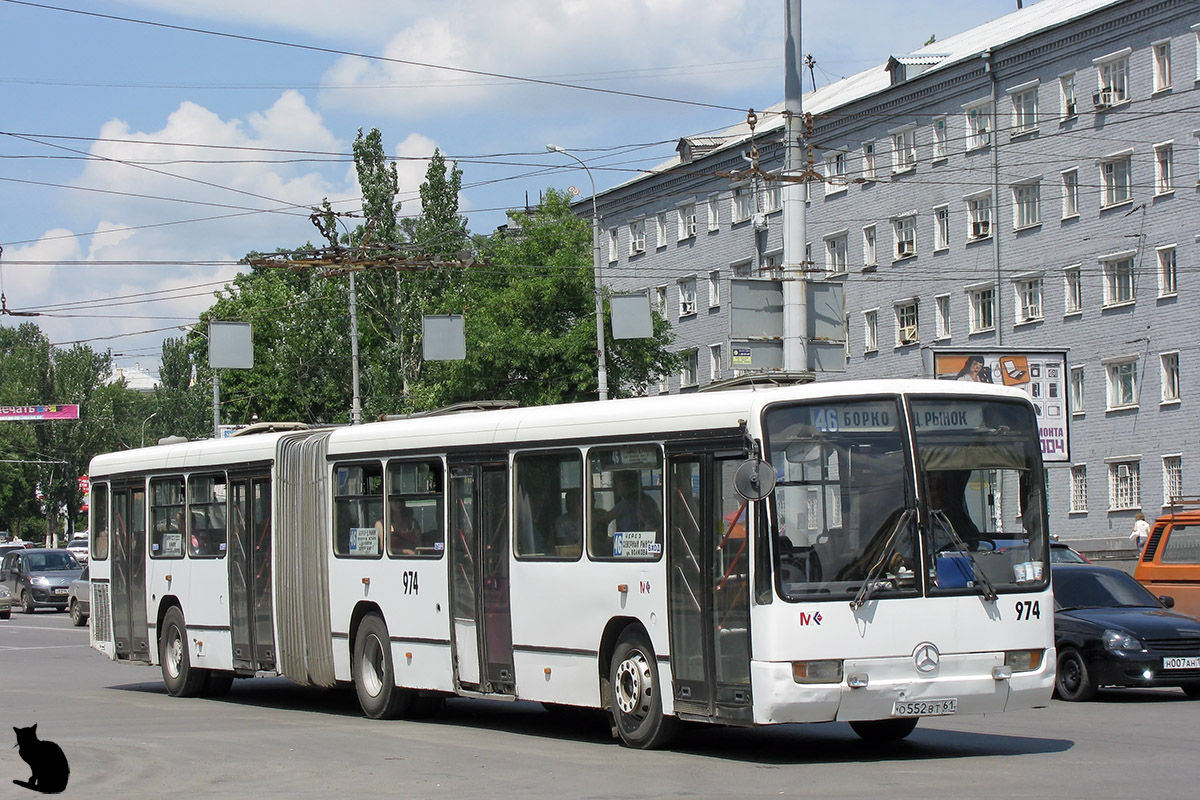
[[734, 459, 776, 501]]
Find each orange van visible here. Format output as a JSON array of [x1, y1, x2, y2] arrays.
[[1134, 500, 1200, 620]]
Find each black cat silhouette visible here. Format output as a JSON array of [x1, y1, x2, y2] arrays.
[[12, 724, 70, 794]]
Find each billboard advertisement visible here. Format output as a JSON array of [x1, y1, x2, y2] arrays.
[[933, 350, 1068, 462], [0, 404, 80, 421]]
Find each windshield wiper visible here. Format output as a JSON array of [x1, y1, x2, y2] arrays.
[[931, 510, 998, 603], [850, 509, 914, 611]]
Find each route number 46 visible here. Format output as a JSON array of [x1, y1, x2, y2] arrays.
[[1014, 600, 1040, 620]]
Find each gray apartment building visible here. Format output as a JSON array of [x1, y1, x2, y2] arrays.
[[584, 0, 1196, 548]]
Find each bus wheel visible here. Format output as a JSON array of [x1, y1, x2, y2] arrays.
[[160, 607, 207, 697], [1055, 647, 1096, 702], [352, 614, 414, 720], [203, 671, 235, 697], [609, 628, 680, 749], [850, 718, 918, 741]]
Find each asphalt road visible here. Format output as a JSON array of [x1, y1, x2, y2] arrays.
[[2, 610, 1198, 799]]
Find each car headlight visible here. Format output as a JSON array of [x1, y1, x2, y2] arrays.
[[0, 586, 10, 598], [30, 576, 50, 587], [1102, 629, 1143, 652]]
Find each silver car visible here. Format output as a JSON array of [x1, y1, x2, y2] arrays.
[[0, 584, 12, 620], [0, 548, 83, 613], [68, 566, 90, 627]]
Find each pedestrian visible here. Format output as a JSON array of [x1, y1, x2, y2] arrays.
[[1129, 511, 1151, 552]]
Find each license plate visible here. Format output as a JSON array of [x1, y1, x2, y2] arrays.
[[1163, 656, 1200, 670], [53, 588, 68, 595], [892, 698, 957, 717]]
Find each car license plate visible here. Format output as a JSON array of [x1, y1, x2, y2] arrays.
[[892, 698, 957, 717], [53, 588, 68, 595], [1163, 656, 1200, 670]]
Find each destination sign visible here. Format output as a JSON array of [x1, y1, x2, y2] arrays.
[[810, 402, 898, 433]]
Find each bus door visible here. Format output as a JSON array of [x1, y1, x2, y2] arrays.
[[448, 461, 515, 695], [666, 454, 753, 724], [110, 483, 150, 662], [229, 476, 275, 674]]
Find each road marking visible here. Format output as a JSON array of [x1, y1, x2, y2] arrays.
[[0, 644, 91, 651]]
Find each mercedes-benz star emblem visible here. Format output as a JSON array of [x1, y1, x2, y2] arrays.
[[913, 642, 940, 673]]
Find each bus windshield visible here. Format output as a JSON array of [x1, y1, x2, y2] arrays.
[[764, 395, 1048, 602]]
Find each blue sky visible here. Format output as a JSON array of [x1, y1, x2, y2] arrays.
[[0, 0, 1030, 377]]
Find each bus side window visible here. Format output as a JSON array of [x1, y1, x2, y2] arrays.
[[385, 461, 445, 559], [514, 451, 583, 560], [333, 463, 384, 558], [587, 445, 663, 561]]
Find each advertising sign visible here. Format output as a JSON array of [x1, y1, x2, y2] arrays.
[[933, 350, 1069, 461], [0, 405, 80, 421]]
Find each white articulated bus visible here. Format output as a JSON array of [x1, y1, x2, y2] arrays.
[[86, 379, 1054, 748]]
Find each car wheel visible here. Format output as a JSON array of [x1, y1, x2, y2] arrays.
[[609, 627, 681, 749], [850, 718, 919, 741], [1182, 684, 1200, 699], [1055, 647, 1096, 702], [69, 599, 87, 627], [0, 608, 10, 620], [352, 613, 414, 719], [21, 590, 36, 614], [160, 606, 207, 697]]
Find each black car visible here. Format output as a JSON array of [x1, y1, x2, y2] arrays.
[[1053, 564, 1200, 701], [0, 548, 83, 613]]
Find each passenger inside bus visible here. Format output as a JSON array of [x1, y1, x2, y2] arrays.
[[379, 500, 420, 556], [551, 489, 583, 557]]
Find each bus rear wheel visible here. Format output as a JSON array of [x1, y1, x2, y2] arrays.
[[352, 613, 415, 720], [160, 606, 207, 697], [609, 628, 680, 749], [850, 718, 918, 741]]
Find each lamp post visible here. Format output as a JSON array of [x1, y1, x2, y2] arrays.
[[547, 144, 609, 401], [140, 411, 157, 448]]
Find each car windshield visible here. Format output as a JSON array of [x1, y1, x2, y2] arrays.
[[26, 552, 80, 571], [1049, 545, 1086, 564], [68, 539, 87, 548], [1054, 569, 1160, 609]]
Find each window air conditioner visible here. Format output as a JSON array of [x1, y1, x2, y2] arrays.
[[1116, 464, 1130, 479], [1093, 89, 1112, 110], [899, 329, 917, 345], [751, 212, 768, 230], [972, 220, 990, 238]]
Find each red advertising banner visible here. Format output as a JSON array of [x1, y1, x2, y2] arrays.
[[0, 404, 81, 421]]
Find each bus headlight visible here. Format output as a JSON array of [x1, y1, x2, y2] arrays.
[[792, 660, 843, 684], [1004, 649, 1044, 672]]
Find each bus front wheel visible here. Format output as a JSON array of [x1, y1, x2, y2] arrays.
[[352, 613, 415, 720], [160, 607, 207, 697], [609, 628, 680, 749]]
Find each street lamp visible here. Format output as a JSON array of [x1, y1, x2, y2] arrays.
[[141, 411, 157, 447], [547, 144, 609, 401]]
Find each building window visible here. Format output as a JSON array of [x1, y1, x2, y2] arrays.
[[1102, 254, 1135, 306], [933, 205, 950, 250], [1060, 73, 1077, 118], [1108, 460, 1140, 511], [1154, 143, 1174, 194], [629, 219, 645, 255], [862, 225, 877, 267], [1074, 465, 1096, 515], [1011, 86, 1039, 134], [825, 152, 848, 194], [1013, 181, 1041, 229], [1158, 246, 1178, 296], [762, 251, 783, 279], [965, 100, 992, 150], [706, 196, 719, 231], [732, 186, 752, 223], [1161, 351, 1180, 403], [862, 141, 877, 180], [607, 228, 619, 263], [825, 233, 848, 274], [655, 213, 667, 248], [708, 270, 721, 308], [863, 309, 878, 353], [1062, 169, 1079, 218], [892, 215, 916, 259], [678, 277, 697, 317], [653, 285, 667, 316], [1064, 265, 1083, 314], [891, 127, 916, 173], [1070, 366, 1085, 414], [680, 349, 698, 387], [1095, 51, 1130, 105], [731, 259, 751, 278], [969, 285, 995, 333], [709, 344, 722, 382], [678, 203, 697, 240], [932, 117, 948, 159], [1163, 455, 1183, 506], [967, 193, 992, 240], [1105, 358, 1139, 409], [895, 301, 919, 346], [1015, 276, 1043, 322], [935, 294, 951, 339], [1153, 40, 1172, 92], [761, 179, 782, 214], [1100, 154, 1132, 207]]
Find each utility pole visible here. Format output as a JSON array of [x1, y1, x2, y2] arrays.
[[782, 0, 808, 372]]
